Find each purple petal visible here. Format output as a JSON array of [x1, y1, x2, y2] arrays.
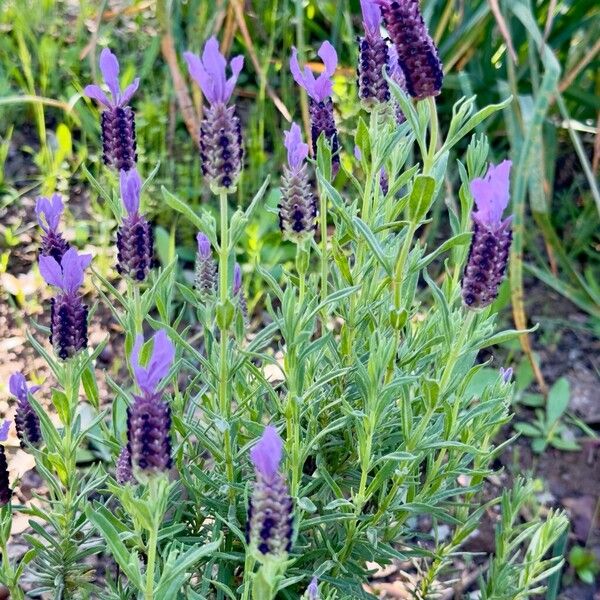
[[360, 0, 382, 37], [84, 84, 111, 107], [224, 55, 244, 102], [307, 577, 319, 600], [284, 123, 309, 170], [232, 263, 242, 295], [290, 48, 311, 95], [250, 425, 283, 479], [202, 37, 227, 103], [60, 248, 91, 294], [471, 160, 512, 226], [99, 48, 121, 102], [35, 194, 64, 232], [130, 334, 146, 390], [196, 233, 212, 259], [9, 373, 27, 402], [120, 78, 140, 106], [0, 420, 10, 442], [39, 254, 64, 289], [184, 51, 215, 104], [130, 330, 175, 394], [318, 41, 337, 77], [120, 168, 142, 214], [500, 367, 513, 383]]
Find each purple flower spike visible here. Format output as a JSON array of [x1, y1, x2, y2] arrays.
[[284, 123, 309, 172], [247, 426, 293, 558], [500, 367, 513, 383], [10, 373, 42, 448], [462, 160, 513, 310], [290, 42, 337, 103], [39, 248, 92, 295], [250, 426, 283, 479], [130, 330, 175, 395], [84, 48, 139, 109], [184, 37, 244, 106], [0, 421, 11, 506]]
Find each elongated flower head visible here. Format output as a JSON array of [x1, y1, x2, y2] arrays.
[[184, 37, 244, 106], [10, 373, 41, 448], [376, 0, 443, 100], [0, 420, 11, 506], [357, 0, 390, 105], [36, 194, 70, 262], [116, 169, 154, 282], [280, 124, 317, 242], [86, 49, 139, 171], [462, 160, 513, 309], [194, 233, 217, 301], [127, 330, 175, 478], [247, 426, 293, 558], [116, 445, 134, 485]]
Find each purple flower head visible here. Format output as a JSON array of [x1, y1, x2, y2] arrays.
[[470, 160, 512, 228], [0, 420, 10, 442], [85, 48, 139, 109], [250, 425, 283, 480], [39, 248, 92, 294], [500, 367, 513, 383], [284, 123, 309, 171], [9, 373, 40, 403], [130, 330, 175, 395], [35, 194, 64, 233], [196, 233, 212, 260], [120, 168, 142, 215], [233, 263, 243, 296], [290, 41, 338, 102], [361, 0, 383, 38], [184, 37, 244, 106]]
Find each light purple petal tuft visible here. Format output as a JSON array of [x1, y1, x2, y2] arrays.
[[360, 0, 382, 37], [290, 43, 337, 102], [60, 248, 91, 294], [284, 123, 309, 170], [130, 330, 175, 394], [196, 233, 212, 259], [39, 255, 64, 289], [35, 194, 64, 233], [250, 425, 283, 479], [99, 48, 121, 102], [307, 577, 319, 599], [471, 160, 512, 227], [0, 420, 10, 442], [500, 367, 513, 383], [119, 168, 142, 214], [9, 373, 27, 402], [84, 84, 111, 107]]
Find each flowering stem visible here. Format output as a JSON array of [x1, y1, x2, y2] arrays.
[[144, 481, 160, 600], [319, 189, 328, 307], [241, 551, 256, 600], [423, 97, 438, 176], [392, 221, 417, 311]]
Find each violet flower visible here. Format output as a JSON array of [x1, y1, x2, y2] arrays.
[[0, 420, 11, 506], [39, 248, 91, 360], [290, 42, 340, 174], [246, 426, 293, 558], [36, 194, 70, 262], [126, 330, 175, 477], [500, 367, 513, 384], [184, 37, 244, 193], [9, 373, 41, 448], [376, 0, 443, 100], [279, 123, 317, 242], [116, 168, 154, 282], [85, 48, 139, 172], [194, 233, 217, 301], [357, 0, 390, 105], [462, 160, 513, 309]]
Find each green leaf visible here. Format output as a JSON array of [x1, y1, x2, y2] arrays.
[[161, 186, 206, 233], [407, 175, 436, 222], [546, 377, 570, 426], [352, 216, 392, 275]]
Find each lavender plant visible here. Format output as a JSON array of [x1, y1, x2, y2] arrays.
[[2, 10, 570, 600]]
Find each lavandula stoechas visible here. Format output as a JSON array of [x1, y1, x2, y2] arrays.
[[0, 420, 12, 506], [357, 0, 390, 106], [194, 233, 217, 301], [116, 168, 154, 282], [126, 330, 175, 480], [462, 160, 513, 309], [302, 577, 319, 599], [39, 248, 91, 360], [85, 48, 139, 172], [9, 373, 41, 448], [290, 42, 340, 175], [35, 194, 70, 262], [387, 45, 407, 123], [376, 0, 443, 100], [279, 123, 317, 241], [247, 426, 293, 558], [233, 263, 249, 325], [116, 445, 134, 485], [184, 38, 244, 193]]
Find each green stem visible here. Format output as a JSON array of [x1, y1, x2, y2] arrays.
[[423, 96, 438, 176], [144, 522, 158, 600], [319, 189, 328, 307], [392, 222, 417, 311]]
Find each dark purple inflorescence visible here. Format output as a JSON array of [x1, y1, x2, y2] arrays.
[[376, 0, 443, 100], [462, 160, 513, 310], [36, 194, 70, 263], [184, 37, 245, 193], [10, 373, 41, 448], [85, 48, 139, 172], [279, 123, 317, 242], [194, 233, 217, 301], [357, 0, 390, 105], [39, 248, 91, 360], [116, 446, 134, 485], [116, 169, 154, 282], [290, 42, 340, 176], [126, 331, 175, 479], [0, 421, 12, 506], [247, 426, 293, 558]]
